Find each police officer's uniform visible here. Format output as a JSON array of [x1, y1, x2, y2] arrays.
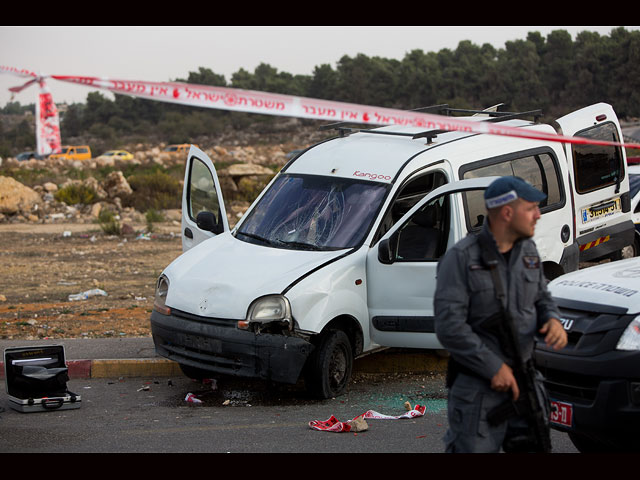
[[433, 177, 561, 453]]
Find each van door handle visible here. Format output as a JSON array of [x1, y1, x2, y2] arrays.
[[184, 227, 193, 239]]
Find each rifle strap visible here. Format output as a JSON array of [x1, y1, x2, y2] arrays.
[[476, 232, 507, 306]]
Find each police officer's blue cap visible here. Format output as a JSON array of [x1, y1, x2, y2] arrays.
[[484, 176, 546, 209]]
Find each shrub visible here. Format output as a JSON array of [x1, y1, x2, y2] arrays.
[[127, 171, 181, 211], [54, 184, 97, 205], [145, 208, 164, 223], [145, 208, 164, 232], [98, 209, 121, 235]]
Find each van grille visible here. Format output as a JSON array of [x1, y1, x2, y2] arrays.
[[171, 308, 237, 327], [537, 366, 601, 402]]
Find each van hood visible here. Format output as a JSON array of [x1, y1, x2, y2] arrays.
[[162, 232, 348, 319], [548, 257, 640, 314]]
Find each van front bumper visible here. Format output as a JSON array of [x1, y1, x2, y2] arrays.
[[150, 309, 314, 384], [535, 348, 640, 436]]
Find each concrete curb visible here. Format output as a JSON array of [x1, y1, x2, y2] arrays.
[[0, 358, 183, 380], [2, 351, 448, 380]]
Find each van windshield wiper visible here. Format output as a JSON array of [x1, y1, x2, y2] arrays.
[[235, 230, 277, 246], [237, 231, 336, 251], [276, 239, 326, 251]]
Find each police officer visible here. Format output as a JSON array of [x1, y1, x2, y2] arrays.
[[434, 176, 568, 453]]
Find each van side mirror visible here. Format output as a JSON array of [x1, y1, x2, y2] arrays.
[[378, 234, 398, 265], [196, 211, 223, 234]]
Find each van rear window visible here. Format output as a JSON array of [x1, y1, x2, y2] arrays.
[[460, 150, 564, 231], [572, 123, 624, 194]]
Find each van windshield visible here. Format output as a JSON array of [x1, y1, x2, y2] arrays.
[[236, 174, 389, 251]]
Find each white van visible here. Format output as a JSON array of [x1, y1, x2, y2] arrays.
[[150, 103, 635, 398]]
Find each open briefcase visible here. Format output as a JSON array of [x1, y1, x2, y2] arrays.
[[4, 345, 81, 413]]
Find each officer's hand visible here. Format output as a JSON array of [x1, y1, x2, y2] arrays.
[[539, 318, 568, 350], [491, 363, 519, 401]]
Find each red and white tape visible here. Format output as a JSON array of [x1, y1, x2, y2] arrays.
[[35, 79, 62, 155], [3, 65, 640, 155], [309, 404, 427, 433]]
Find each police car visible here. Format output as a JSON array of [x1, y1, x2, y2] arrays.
[[535, 257, 640, 452], [628, 163, 640, 234], [150, 103, 635, 399]]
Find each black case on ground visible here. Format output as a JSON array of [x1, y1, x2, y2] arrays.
[[4, 345, 81, 413]]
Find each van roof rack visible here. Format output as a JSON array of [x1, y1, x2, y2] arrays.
[[411, 104, 543, 122], [318, 104, 543, 143], [444, 107, 543, 123]]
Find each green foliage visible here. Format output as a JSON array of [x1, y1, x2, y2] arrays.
[[145, 208, 164, 223], [54, 183, 97, 205], [97, 209, 121, 235], [144, 208, 164, 233], [236, 175, 274, 202], [126, 170, 181, 211]]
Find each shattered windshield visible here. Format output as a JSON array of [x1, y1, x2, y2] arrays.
[[236, 174, 389, 250]]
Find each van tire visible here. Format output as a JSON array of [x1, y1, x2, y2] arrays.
[[611, 233, 640, 261], [304, 329, 353, 399], [543, 262, 564, 281]]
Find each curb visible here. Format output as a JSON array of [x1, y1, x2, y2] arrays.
[[1, 351, 448, 381], [0, 359, 182, 380], [354, 351, 448, 375]]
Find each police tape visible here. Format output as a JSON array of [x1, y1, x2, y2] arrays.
[[35, 79, 62, 155], [3, 65, 640, 153], [309, 404, 427, 432]]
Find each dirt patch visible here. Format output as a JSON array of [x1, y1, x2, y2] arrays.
[[0, 222, 182, 339]]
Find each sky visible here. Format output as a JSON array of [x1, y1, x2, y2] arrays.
[[0, 26, 637, 108]]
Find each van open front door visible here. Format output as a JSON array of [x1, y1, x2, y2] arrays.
[[366, 177, 496, 349], [181, 145, 229, 252]]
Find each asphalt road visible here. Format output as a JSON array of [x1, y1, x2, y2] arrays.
[[0, 372, 579, 453]]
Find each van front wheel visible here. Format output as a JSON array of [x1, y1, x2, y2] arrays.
[[304, 329, 353, 399]]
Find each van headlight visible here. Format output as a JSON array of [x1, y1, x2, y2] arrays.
[[617, 317, 640, 351], [239, 295, 292, 331], [153, 275, 171, 316]]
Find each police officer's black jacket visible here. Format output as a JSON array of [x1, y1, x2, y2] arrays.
[[433, 220, 561, 382]]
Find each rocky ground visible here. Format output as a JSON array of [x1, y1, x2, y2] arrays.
[[0, 220, 182, 340], [0, 134, 323, 340]]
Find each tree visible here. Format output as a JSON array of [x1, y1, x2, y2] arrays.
[[535, 30, 574, 114], [180, 67, 227, 87], [497, 39, 547, 111], [607, 27, 640, 117], [307, 64, 339, 100], [334, 54, 400, 107]]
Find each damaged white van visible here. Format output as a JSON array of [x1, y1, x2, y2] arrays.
[[150, 103, 635, 398]]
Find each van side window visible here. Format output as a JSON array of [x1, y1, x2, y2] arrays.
[[395, 194, 450, 261], [373, 170, 447, 243], [188, 157, 221, 224], [461, 150, 563, 231], [572, 123, 624, 194]]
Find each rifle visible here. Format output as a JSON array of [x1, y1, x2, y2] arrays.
[[477, 235, 552, 453]]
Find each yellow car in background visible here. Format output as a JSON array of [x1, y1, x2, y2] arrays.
[[49, 145, 92, 161], [96, 150, 134, 162], [164, 144, 198, 155]]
